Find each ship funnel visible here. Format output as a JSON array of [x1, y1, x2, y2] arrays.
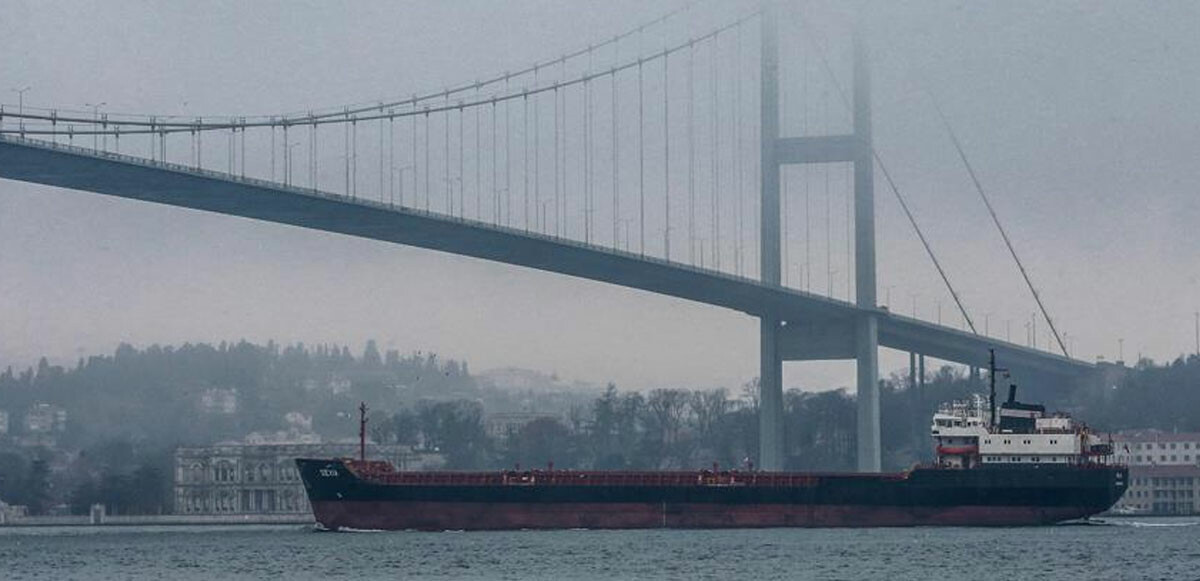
[[1007, 384, 1018, 403]]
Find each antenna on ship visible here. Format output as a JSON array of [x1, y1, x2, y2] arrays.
[[358, 401, 368, 462]]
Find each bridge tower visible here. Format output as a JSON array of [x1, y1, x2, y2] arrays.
[[759, 2, 880, 472]]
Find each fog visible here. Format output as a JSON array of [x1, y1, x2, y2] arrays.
[[2, 0, 1198, 391]]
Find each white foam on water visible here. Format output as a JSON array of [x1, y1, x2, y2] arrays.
[[1093, 518, 1199, 528]]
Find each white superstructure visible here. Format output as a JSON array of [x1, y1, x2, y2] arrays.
[[930, 388, 1112, 469]]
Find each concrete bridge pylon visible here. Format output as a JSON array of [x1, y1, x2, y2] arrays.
[[758, 2, 879, 472]]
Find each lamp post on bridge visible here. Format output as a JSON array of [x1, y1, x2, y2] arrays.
[[84, 102, 106, 151], [284, 142, 301, 187], [11, 86, 30, 133], [390, 166, 413, 207]]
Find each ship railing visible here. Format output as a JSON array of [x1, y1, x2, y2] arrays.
[[358, 468, 911, 487]]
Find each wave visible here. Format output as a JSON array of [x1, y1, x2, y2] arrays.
[[1092, 518, 1199, 528]]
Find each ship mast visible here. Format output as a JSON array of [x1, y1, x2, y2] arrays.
[[359, 401, 368, 462], [988, 349, 996, 428]]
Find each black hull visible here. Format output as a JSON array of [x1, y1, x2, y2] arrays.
[[297, 459, 1127, 530]]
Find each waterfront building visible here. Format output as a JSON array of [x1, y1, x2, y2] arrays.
[[173, 440, 440, 515], [1111, 431, 1200, 515]]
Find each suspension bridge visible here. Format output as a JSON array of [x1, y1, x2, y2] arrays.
[[0, 2, 1092, 472]]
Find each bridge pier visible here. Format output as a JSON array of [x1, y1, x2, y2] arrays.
[[850, 34, 880, 472], [855, 316, 881, 472], [758, 2, 879, 471], [759, 317, 784, 470], [757, 2, 785, 471]]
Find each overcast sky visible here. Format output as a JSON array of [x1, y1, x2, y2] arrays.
[[1, 1, 1198, 392]]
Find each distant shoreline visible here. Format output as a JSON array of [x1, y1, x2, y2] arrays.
[[0, 514, 314, 527]]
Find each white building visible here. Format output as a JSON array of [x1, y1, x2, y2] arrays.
[[198, 388, 238, 414], [485, 411, 563, 439], [1113, 431, 1200, 467], [1110, 431, 1200, 515], [173, 441, 440, 515], [23, 403, 67, 433]]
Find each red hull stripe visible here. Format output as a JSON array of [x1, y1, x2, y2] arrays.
[[311, 501, 1096, 531]]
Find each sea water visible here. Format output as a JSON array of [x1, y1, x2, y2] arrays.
[[0, 518, 1196, 580]]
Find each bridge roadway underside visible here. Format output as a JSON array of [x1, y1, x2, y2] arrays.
[[0, 138, 1091, 379]]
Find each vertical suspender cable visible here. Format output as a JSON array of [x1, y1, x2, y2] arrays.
[[410, 108, 417, 207], [476, 105, 481, 220], [444, 105, 451, 214], [734, 24, 743, 275], [663, 49, 670, 261], [352, 117, 358, 198], [611, 58, 619, 248], [782, 78, 789, 286], [687, 39, 695, 264], [555, 85, 561, 237], [459, 106, 465, 218], [344, 112, 350, 196], [492, 100, 498, 223], [534, 68, 540, 232], [379, 116, 385, 200], [389, 115, 395, 203], [711, 36, 720, 270], [424, 111, 430, 211], [505, 78, 512, 226], [846, 162, 852, 300], [586, 70, 593, 243], [638, 58, 645, 255], [524, 93, 530, 231], [824, 89, 831, 297], [561, 59, 568, 234]]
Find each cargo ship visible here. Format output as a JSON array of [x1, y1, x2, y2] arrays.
[[298, 360, 1126, 530]]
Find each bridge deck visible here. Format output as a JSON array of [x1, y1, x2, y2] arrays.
[[0, 136, 1090, 377]]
